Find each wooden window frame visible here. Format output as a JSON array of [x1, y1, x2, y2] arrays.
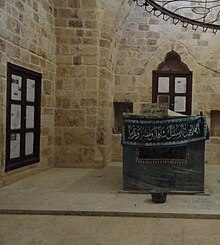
[[152, 71, 192, 115], [6, 63, 42, 172]]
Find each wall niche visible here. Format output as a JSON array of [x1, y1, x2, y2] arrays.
[[113, 102, 133, 134], [211, 110, 220, 136]]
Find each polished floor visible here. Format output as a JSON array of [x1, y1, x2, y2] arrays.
[[1, 162, 220, 244]]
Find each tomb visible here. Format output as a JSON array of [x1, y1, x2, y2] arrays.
[[122, 104, 209, 193]]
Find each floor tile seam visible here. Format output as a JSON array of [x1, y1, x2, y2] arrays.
[[1, 209, 220, 220]]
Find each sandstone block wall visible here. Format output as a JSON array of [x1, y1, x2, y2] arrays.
[[112, 4, 220, 164], [1, 0, 220, 186], [54, 0, 103, 167], [0, 0, 133, 184], [53, 0, 132, 167], [0, 0, 56, 185]]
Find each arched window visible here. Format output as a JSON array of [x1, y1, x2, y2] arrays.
[[152, 50, 192, 115]]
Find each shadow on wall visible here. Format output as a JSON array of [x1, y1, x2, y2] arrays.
[[113, 102, 133, 134]]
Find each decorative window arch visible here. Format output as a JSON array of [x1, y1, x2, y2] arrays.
[[152, 50, 192, 115]]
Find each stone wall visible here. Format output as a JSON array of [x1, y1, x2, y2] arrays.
[[0, 0, 133, 182], [54, 0, 103, 167], [0, 0, 56, 185], [53, 0, 132, 167], [112, 4, 220, 164], [1, 0, 220, 186], [98, 0, 132, 164]]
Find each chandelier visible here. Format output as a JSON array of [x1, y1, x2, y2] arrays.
[[133, 0, 220, 33]]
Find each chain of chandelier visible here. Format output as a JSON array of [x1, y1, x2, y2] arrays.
[[134, 0, 220, 33]]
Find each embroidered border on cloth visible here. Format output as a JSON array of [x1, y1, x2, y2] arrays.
[[122, 115, 209, 147]]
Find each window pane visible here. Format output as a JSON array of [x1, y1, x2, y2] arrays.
[[175, 77, 187, 93], [11, 75, 22, 101], [158, 77, 169, 93], [157, 95, 170, 106], [26, 106, 35, 128], [174, 96, 186, 112], [26, 79, 35, 102], [25, 132, 34, 155], [10, 133, 20, 158], [11, 104, 21, 129]]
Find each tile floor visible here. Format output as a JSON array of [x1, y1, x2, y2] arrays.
[[1, 162, 220, 244], [1, 215, 220, 245]]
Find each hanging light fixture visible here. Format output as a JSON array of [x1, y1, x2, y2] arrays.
[[134, 0, 220, 33]]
